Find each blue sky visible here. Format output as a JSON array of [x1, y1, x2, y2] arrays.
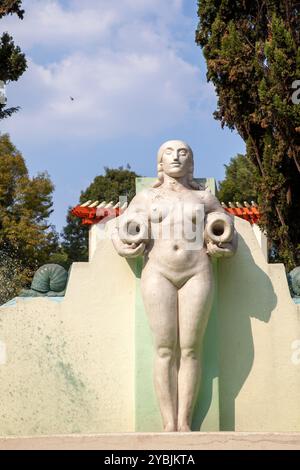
[[0, 0, 245, 232]]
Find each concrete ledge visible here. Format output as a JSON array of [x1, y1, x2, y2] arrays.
[[1, 432, 300, 450]]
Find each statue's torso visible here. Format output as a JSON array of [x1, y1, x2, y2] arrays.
[[142, 187, 212, 283]]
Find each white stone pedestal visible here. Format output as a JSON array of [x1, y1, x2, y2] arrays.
[[1, 433, 300, 450]]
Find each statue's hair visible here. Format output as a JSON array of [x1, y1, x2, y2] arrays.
[[153, 140, 200, 190]]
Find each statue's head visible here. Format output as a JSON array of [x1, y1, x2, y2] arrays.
[[153, 140, 199, 189]]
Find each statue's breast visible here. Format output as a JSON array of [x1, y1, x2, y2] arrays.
[[149, 195, 204, 227], [150, 200, 169, 223]]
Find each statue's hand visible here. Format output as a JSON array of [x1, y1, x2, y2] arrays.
[[206, 241, 235, 259], [112, 231, 146, 258], [120, 241, 146, 259]]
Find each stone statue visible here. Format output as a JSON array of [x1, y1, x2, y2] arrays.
[[112, 140, 237, 432]]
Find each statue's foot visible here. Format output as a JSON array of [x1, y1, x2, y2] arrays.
[[177, 424, 191, 432], [164, 423, 177, 432]]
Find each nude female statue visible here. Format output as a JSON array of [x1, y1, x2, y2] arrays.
[[112, 140, 237, 432]]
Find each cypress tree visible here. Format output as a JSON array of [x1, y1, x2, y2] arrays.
[[196, 0, 300, 269]]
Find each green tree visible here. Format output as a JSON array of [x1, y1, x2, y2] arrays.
[[218, 154, 259, 204], [0, 1, 24, 18], [0, 0, 27, 119], [0, 134, 59, 304], [196, 1, 300, 269], [62, 167, 139, 265]]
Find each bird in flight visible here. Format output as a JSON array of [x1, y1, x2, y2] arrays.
[[70, 96, 75, 101]]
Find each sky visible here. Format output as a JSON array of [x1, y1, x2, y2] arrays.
[[0, 0, 245, 232]]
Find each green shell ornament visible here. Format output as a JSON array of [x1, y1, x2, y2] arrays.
[[21, 264, 69, 297], [288, 267, 300, 298]]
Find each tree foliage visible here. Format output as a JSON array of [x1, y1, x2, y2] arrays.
[[61, 167, 139, 266], [0, 1, 24, 19], [218, 154, 259, 204], [196, 0, 300, 269], [0, 0, 27, 120], [0, 134, 59, 304]]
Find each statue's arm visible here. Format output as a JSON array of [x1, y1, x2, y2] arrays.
[[112, 191, 149, 259], [203, 190, 226, 214], [203, 191, 238, 259]]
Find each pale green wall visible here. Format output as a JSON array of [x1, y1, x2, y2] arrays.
[[0, 238, 136, 436], [1, 180, 300, 435]]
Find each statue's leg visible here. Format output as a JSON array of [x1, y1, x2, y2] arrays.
[[177, 273, 214, 432], [141, 266, 178, 432]]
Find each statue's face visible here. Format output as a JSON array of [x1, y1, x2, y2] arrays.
[[161, 141, 191, 178]]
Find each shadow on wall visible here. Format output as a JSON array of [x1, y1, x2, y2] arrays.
[[217, 232, 277, 430]]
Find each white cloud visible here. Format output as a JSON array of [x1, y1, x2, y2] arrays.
[[1, 0, 184, 48], [1, 0, 118, 47], [1, 0, 214, 141]]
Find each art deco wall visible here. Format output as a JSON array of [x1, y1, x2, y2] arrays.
[[0, 179, 299, 435]]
